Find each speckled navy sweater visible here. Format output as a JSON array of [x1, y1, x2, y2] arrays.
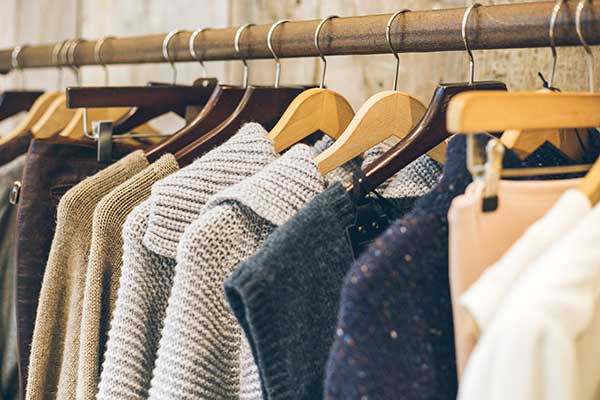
[[324, 134, 587, 400]]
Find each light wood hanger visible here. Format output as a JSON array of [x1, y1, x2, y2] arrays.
[[500, 0, 587, 162], [267, 16, 355, 153], [30, 93, 77, 138], [0, 91, 61, 144], [59, 107, 160, 139], [314, 10, 427, 175]]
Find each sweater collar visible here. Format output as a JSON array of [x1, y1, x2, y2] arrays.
[[202, 143, 327, 227], [144, 123, 277, 258]]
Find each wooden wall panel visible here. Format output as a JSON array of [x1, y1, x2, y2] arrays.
[[0, 0, 597, 134]]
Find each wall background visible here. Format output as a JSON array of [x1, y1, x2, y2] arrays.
[[0, 0, 598, 132]]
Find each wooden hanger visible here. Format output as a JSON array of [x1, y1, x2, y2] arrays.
[[0, 91, 61, 145], [316, 90, 426, 175], [346, 4, 508, 194], [0, 90, 45, 121], [267, 16, 355, 153], [30, 93, 78, 139], [315, 11, 430, 176], [174, 23, 308, 166], [500, 1, 587, 162], [59, 107, 160, 139], [175, 86, 305, 166], [447, 91, 600, 134]]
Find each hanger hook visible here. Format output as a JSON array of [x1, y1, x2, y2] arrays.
[[189, 28, 209, 78], [462, 3, 481, 85], [163, 30, 183, 85], [576, 0, 594, 93], [11, 45, 26, 89], [67, 39, 83, 86], [386, 10, 410, 91], [52, 40, 67, 90], [268, 19, 290, 88], [548, 0, 564, 88], [315, 15, 338, 89], [94, 36, 115, 86], [234, 23, 255, 88]]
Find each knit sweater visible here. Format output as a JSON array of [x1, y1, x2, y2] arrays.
[[147, 143, 332, 400], [97, 123, 278, 400], [0, 155, 26, 400], [324, 135, 580, 400], [76, 154, 178, 400], [25, 150, 148, 400], [224, 155, 442, 400]]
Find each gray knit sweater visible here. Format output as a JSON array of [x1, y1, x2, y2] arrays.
[[147, 144, 332, 400], [97, 123, 278, 400]]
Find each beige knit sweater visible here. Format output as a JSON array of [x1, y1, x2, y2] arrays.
[[76, 154, 178, 400], [26, 150, 149, 400]]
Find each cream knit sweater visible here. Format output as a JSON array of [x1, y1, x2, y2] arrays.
[[147, 144, 332, 400], [76, 154, 178, 400], [26, 151, 149, 400], [97, 123, 278, 400]]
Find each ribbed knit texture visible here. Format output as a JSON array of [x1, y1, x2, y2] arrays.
[[76, 154, 178, 400], [324, 135, 580, 400], [147, 143, 328, 400], [25, 151, 148, 400], [97, 123, 277, 400], [0, 155, 26, 400], [224, 154, 441, 400]]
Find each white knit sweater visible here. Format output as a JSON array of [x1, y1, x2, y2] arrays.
[[97, 124, 279, 400], [147, 144, 330, 400]]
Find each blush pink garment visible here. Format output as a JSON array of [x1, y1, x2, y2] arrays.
[[448, 177, 581, 378]]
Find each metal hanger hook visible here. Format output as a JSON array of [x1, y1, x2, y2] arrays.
[[94, 36, 115, 86], [189, 28, 209, 78], [575, 0, 594, 93], [268, 19, 290, 88], [67, 39, 83, 86], [234, 23, 255, 88], [386, 10, 410, 91], [52, 40, 67, 90], [11, 45, 26, 89], [548, 0, 564, 88], [163, 29, 183, 85], [315, 15, 338, 89], [462, 3, 481, 85]]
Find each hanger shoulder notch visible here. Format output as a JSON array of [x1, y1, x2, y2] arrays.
[[448, 91, 600, 134], [268, 88, 354, 153]]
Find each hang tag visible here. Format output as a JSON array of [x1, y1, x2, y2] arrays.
[[93, 120, 113, 163], [345, 198, 392, 260]]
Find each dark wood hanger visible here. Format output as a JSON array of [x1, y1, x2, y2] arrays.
[[65, 78, 218, 134], [347, 81, 507, 194], [0, 90, 45, 121], [146, 84, 246, 162], [174, 86, 305, 167]]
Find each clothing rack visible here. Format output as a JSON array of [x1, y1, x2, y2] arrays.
[[0, 1, 599, 75]]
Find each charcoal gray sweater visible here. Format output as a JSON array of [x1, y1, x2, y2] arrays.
[[224, 155, 443, 400]]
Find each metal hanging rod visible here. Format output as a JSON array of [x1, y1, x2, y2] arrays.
[[0, 1, 598, 74]]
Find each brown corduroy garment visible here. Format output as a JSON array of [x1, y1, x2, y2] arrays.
[[25, 150, 150, 400], [15, 137, 137, 399]]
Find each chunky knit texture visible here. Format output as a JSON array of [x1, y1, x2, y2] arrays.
[[147, 144, 328, 400], [76, 154, 178, 400], [25, 151, 148, 400], [97, 123, 277, 400], [324, 135, 579, 400], [144, 123, 278, 258], [0, 155, 25, 400], [224, 155, 441, 400]]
